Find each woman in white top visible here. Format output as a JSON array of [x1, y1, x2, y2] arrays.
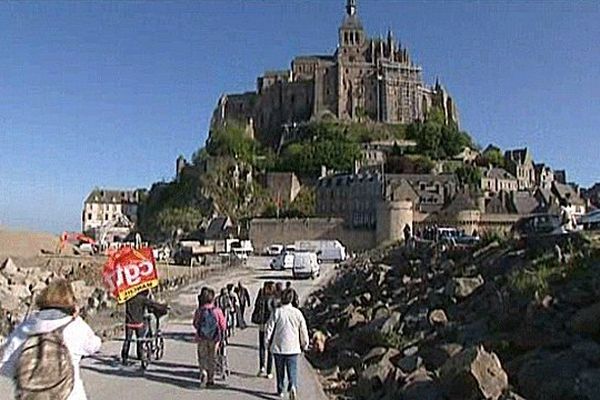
[[266, 288, 309, 400], [0, 280, 102, 400]]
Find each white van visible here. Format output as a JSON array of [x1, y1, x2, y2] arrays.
[[294, 240, 347, 263], [292, 251, 320, 279], [270, 251, 295, 270]]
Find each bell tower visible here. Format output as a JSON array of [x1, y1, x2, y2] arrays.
[[339, 0, 364, 48]]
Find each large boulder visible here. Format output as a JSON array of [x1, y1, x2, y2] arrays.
[[1, 257, 19, 275], [11, 284, 32, 300], [428, 309, 449, 327], [446, 275, 484, 300], [381, 311, 402, 335], [357, 348, 402, 397], [440, 345, 508, 400], [70, 280, 94, 303], [401, 367, 445, 400], [420, 342, 463, 370], [570, 301, 600, 335], [517, 350, 589, 400], [0, 287, 20, 312]]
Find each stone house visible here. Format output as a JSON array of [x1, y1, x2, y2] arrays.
[[480, 167, 518, 194], [534, 163, 555, 190], [504, 148, 535, 190], [316, 172, 382, 229], [582, 183, 600, 209], [387, 173, 458, 213], [82, 188, 144, 236]]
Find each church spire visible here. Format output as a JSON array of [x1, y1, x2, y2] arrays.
[[346, 0, 357, 16]]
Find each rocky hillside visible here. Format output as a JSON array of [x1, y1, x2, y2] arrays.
[[305, 233, 600, 400]]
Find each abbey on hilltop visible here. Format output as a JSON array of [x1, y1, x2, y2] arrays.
[[211, 0, 459, 146]]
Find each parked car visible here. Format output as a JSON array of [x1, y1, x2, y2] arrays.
[[265, 244, 284, 256], [292, 251, 320, 279], [580, 210, 600, 231], [295, 240, 347, 263], [512, 213, 563, 239], [270, 251, 295, 270]]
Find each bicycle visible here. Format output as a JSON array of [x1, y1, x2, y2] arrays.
[[139, 305, 169, 370]]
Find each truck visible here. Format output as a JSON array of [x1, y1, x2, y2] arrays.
[[294, 240, 347, 263], [173, 241, 214, 266]]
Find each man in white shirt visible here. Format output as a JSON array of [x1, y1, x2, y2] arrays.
[[265, 289, 309, 400]]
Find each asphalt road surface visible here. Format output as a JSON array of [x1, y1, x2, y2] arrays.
[[1, 256, 334, 400]]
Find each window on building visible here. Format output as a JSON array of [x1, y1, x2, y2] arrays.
[[87, 213, 92, 220], [105, 214, 109, 221]]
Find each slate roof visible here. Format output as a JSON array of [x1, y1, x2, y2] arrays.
[[553, 182, 585, 206], [204, 216, 233, 240], [84, 189, 141, 204], [341, 14, 363, 29], [443, 192, 479, 214], [505, 148, 531, 165], [482, 167, 516, 180], [511, 191, 540, 215], [389, 179, 419, 202]]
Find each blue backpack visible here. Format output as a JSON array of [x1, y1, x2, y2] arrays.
[[197, 308, 221, 342]]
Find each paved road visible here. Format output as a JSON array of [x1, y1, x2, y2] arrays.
[[1, 256, 333, 400]]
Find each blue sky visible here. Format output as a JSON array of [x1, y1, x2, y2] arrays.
[[1, 0, 599, 233]]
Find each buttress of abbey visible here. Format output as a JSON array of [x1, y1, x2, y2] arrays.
[[211, 0, 459, 147]]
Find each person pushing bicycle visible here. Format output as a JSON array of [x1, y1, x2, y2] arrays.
[[120, 289, 166, 366]]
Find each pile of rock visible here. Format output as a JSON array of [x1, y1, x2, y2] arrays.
[[305, 234, 600, 400], [0, 257, 108, 339]]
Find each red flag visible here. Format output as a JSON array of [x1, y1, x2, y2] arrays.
[[102, 246, 159, 304]]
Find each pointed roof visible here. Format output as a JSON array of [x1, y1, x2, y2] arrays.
[[341, 0, 363, 29]]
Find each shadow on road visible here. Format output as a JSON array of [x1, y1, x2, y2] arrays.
[[83, 355, 199, 390], [255, 275, 294, 281], [228, 342, 259, 351], [162, 331, 196, 343], [83, 355, 280, 399]]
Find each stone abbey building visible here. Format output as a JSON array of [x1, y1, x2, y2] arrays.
[[211, 0, 460, 147]]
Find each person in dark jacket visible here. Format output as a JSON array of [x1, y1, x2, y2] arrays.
[[235, 281, 251, 329], [120, 290, 164, 365]]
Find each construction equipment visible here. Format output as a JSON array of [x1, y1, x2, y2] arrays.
[[58, 232, 98, 254]]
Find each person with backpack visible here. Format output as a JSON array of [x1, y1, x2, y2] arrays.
[[192, 287, 226, 387], [266, 288, 310, 400], [120, 289, 164, 366], [0, 279, 101, 400], [252, 281, 276, 379]]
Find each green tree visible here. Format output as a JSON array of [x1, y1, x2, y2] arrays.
[[206, 122, 257, 164], [455, 165, 482, 190], [480, 145, 505, 168]]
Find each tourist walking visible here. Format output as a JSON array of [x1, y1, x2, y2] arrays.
[[235, 281, 251, 329], [120, 289, 164, 365], [193, 288, 227, 387], [226, 283, 240, 331], [0, 279, 102, 400], [285, 281, 300, 308], [252, 281, 276, 378], [216, 287, 234, 339], [266, 288, 310, 399]]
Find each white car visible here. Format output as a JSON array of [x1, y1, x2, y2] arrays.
[[270, 251, 294, 270], [292, 251, 320, 279], [266, 244, 284, 256]]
